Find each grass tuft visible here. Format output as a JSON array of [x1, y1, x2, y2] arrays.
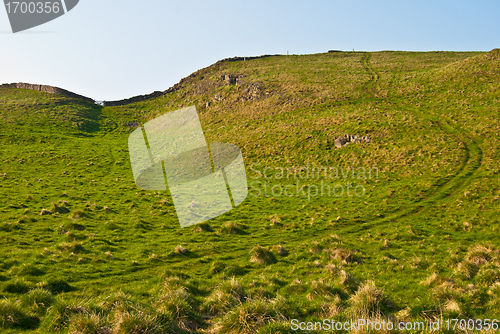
[[348, 281, 393, 318], [202, 277, 246, 316], [250, 245, 277, 265], [0, 299, 39, 329], [211, 296, 288, 334], [219, 221, 245, 235], [21, 288, 54, 315]]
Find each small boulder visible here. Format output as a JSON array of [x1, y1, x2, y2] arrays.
[[334, 137, 348, 148], [40, 209, 52, 216]]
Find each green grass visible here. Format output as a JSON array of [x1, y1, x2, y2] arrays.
[[0, 49, 499, 333]]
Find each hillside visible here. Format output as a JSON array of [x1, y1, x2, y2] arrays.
[[0, 49, 499, 333]]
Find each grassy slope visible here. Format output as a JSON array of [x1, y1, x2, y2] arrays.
[[0, 50, 499, 333]]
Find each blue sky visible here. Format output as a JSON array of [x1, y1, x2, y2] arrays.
[[1, 0, 499, 101]]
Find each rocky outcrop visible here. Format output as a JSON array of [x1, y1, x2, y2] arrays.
[[486, 48, 500, 60], [2, 54, 283, 107], [0, 83, 94, 103], [334, 134, 371, 148]]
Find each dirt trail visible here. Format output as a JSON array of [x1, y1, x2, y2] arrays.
[[355, 53, 483, 231], [361, 53, 380, 97]]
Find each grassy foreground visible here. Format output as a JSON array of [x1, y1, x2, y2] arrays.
[[0, 49, 500, 333]]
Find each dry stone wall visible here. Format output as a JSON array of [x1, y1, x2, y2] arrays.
[[0, 83, 94, 103]]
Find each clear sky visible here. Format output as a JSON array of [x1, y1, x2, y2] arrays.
[[1, 0, 499, 101]]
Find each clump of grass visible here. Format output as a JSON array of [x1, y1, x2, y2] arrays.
[[99, 290, 134, 313], [348, 281, 393, 318], [421, 272, 441, 286], [320, 295, 344, 317], [250, 245, 277, 265], [395, 307, 412, 322], [192, 223, 213, 233], [268, 214, 282, 227], [57, 241, 87, 254], [329, 248, 363, 264], [338, 270, 359, 292], [211, 296, 288, 334], [65, 231, 87, 242], [21, 288, 53, 315], [43, 298, 89, 331], [15, 263, 44, 276], [219, 221, 245, 235], [104, 221, 121, 231], [323, 234, 342, 245], [308, 241, 323, 254], [202, 277, 246, 316], [487, 283, 500, 309], [443, 299, 463, 315], [286, 279, 307, 295], [454, 260, 478, 279], [16, 215, 36, 224], [476, 266, 500, 285], [306, 280, 342, 301], [430, 281, 467, 317], [111, 310, 162, 334], [3, 278, 32, 294], [63, 221, 86, 231], [52, 202, 70, 214], [0, 299, 38, 329], [210, 260, 226, 274], [45, 278, 73, 294], [271, 245, 288, 256], [465, 244, 494, 266], [409, 255, 430, 269], [67, 311, 110, 334], [324, 263, 340, 276], [69, 210, 90, 220], [0, 222, 19, 232], [155, 287, 199, 332], [154, 276, 201, 331]]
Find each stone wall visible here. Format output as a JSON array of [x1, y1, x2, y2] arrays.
[[215, 54, 281, 64], [103, 90, 166, 107], [0, 82, 95, 103]]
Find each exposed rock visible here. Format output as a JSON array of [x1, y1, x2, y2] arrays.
[[334, 137, 348, 148], [333, 134, 371, 148], [222, 74, 236, 85], [40, 209, 52, 216]]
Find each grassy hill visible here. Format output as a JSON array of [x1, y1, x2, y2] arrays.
[[0, 49, 499, 333]]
